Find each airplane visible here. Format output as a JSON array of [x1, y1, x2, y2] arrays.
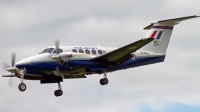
[[2, 15, 199, 97]]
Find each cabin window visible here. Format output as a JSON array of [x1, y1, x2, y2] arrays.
[[98, 49, 103, 55], [79, 49, 84, 53], [72, 49, 77, 52], [91, 49, 96, 55], [103, 50, 106, 54], [85, 49, 90, 54]]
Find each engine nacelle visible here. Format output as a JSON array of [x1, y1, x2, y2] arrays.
[[52, 52, 73, 61], [52, 52, 93, 60]]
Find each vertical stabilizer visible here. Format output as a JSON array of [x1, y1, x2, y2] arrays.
[[140, 15, 199, 54]]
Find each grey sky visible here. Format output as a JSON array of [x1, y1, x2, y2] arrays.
[[0, 0, 200, 112]]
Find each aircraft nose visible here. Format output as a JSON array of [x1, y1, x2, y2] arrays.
[[16, 56, 33, 68]]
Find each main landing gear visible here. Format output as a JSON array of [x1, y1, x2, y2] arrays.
[[54, 82, 63, 97], [18, 68, 27, 92], [99, 72, 109, 85]]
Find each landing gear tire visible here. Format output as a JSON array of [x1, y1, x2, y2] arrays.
[[100, 79, 104, 85], [18, 83, 26, 92], [54, 90, 63, 97], [54, 82, 63, 97], [100, 78, 109, 85]]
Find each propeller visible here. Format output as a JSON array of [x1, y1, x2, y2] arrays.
[[52, 39, 71, 62], [3, 63, 10, 70], [53, 40, 61, 76], [3, 52, 17, 87], [54, 66, 64, 79], [55, 39, 60, 54], [11, 52, 16, 67], [8, 76, 13, 87], [53, 39, 63, 61], [53, 66, 60, 76], [53, 40, 65, 79]]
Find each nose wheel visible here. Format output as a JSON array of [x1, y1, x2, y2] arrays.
[[18, 83, 26, 92], [18, 68, 27, 92], [99, 72, 109, 85], [54, 82, 63, 97]]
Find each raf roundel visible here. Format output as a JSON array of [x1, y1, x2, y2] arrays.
[[131, 55, 136, 61]]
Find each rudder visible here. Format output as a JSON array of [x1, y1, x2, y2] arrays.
[[141, 24, 174, 54]]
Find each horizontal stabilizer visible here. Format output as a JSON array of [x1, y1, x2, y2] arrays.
[[144, 15, 199, 30]]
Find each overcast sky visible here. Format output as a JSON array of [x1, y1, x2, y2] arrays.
[[0, 0, 200, 112]]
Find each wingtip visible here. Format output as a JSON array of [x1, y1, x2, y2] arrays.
[[190, 15, 200, 18]]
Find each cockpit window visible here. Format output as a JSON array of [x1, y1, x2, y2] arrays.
[[40, 49, 48, 54], [46, 48, 54, 53], [40, 48, 55, 54]]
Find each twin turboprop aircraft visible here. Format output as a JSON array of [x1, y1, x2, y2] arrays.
[[3, 15, 199, 97]]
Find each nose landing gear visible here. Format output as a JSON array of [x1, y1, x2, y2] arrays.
[[18, 68, 27, 92], [18, 83, 26, 91], [54, 82, 63, 97]]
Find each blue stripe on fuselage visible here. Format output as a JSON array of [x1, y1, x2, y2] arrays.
[[16, 56, 165, 77], [16, 61, 71, 71]]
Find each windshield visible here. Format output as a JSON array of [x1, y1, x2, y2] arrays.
[[39, 48, 54, 54]]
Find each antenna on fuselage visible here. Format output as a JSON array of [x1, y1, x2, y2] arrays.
[[97, 43, 100, 48]]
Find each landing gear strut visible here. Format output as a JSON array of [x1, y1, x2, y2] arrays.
[[99, 72, 109, 85], [54, 82, 63, 97], [18, 68, 27, 92]]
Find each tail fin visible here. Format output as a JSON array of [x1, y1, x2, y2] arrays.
[[140, 15, 199, 54]]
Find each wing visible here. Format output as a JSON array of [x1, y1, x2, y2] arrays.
[[91, 38, 154, 64]]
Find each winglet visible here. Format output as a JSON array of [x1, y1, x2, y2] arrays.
[[144, 15, 199, 30]]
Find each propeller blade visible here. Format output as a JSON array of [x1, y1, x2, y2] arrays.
[[55, 39, 60, 54], [3, 63, 10, 70], [53, 66, 60, 76], [11, 52, 16, 67], [2, 75, 16, 77], [8, 77, 13, 87], [3, 52, 17, 87]]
